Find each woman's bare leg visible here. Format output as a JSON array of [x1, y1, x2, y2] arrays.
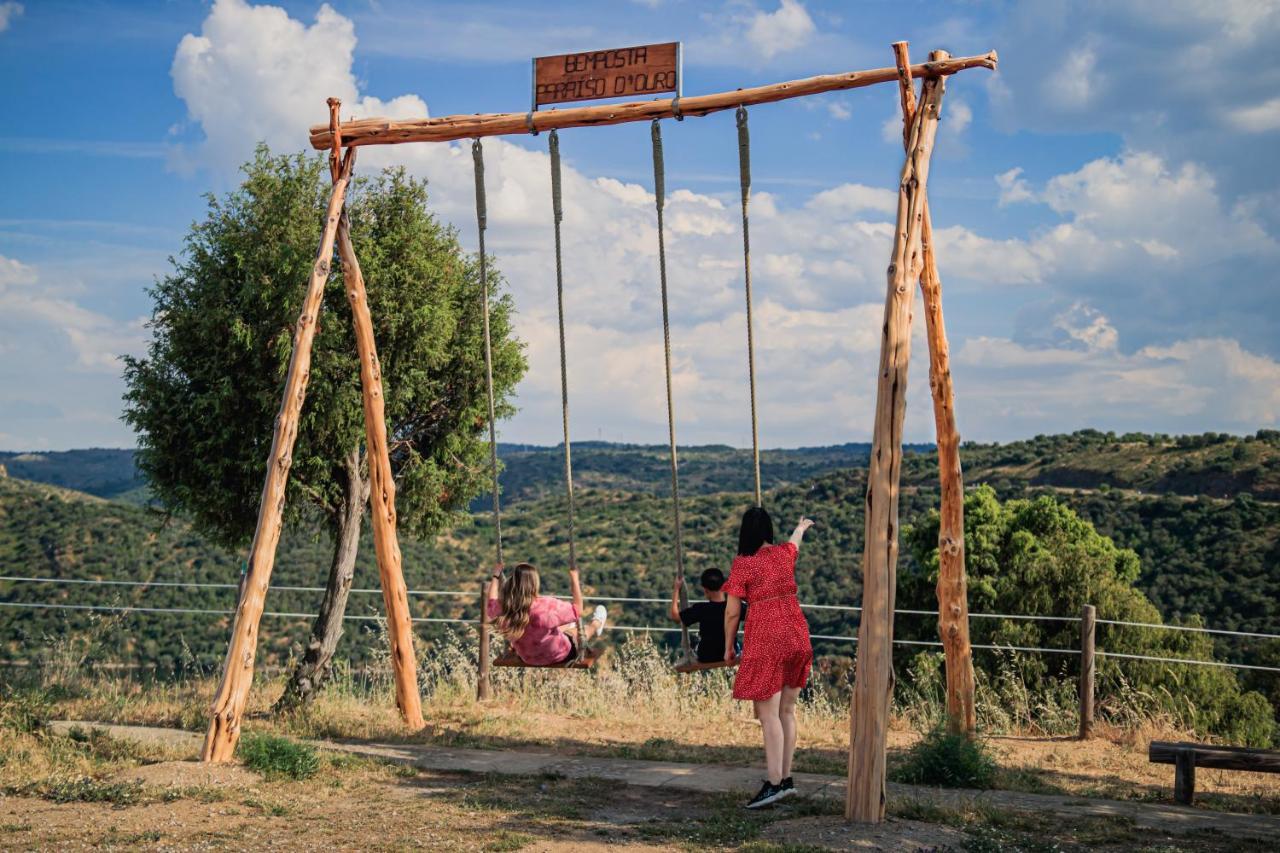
[[779, 685, 801, 778], [754, 692, 784, 785]]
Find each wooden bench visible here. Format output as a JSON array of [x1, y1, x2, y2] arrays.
[[1149, 740, 1280, 805]]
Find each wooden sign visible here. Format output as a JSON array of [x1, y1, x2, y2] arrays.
[[533, 42, 681, 109]]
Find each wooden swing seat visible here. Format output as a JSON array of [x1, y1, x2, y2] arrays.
[[492, 645, 604, 670], [675, 656, 740, 674]]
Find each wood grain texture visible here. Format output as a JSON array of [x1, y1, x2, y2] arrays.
[[846, 52, 947, 824], [308, 52, 997, 149], [336, 211, 425, 732], [534, 42, 678, 107], [893, 43, 976, 738], [203, 152, 355, 763]]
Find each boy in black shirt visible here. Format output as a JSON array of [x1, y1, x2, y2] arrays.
[[669, 568, 740, 663]]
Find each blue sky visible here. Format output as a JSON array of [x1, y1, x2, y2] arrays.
[[1, 0, 1278, 451]]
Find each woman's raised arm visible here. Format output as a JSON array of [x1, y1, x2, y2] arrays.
[[789, 517, 814, 547]]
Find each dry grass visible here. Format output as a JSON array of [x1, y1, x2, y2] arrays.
[[34, 631, 1280, 815]]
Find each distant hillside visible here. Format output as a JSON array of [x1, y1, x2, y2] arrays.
[[9, 429, 1278, 508], [0, 449, 147, 504], [933, 429, 1280, 501], [3, 433, 1278, 673]]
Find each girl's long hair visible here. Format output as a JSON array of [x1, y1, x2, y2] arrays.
[[737, 507, 775, 556], [497, 563, 540, 641]]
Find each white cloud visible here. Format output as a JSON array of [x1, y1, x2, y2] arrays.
[[826, 100, 852, 121], [1227, 97, 1280, 133], [745, 0, 817, 60], [0, 253, 148, 450], [806, 183, 896, 216], [955, 327, 1280, 433], [159, 0, 1280, 449], [1051, 45, 1099, 109], [995, 167, 1034, 206], [0, 2, 22, 34]]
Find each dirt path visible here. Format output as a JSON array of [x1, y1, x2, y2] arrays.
[[49, 721, 1280, 843]]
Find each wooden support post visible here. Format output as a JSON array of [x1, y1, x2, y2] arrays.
[[892, 43, 976, 738], [1174, 749, 1196, 805], [1079, 603, 1096, 740], [202, 151, 355, 763], [335, 210, 424, 731], [846, 50, 947, 824], [477, 578, 492, 700]]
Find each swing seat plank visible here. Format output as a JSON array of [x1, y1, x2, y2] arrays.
[[492, 646, 604, 670], [675, 657, 740, 674]]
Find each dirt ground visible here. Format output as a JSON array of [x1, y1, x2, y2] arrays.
[[0, 753, 1273, 852]]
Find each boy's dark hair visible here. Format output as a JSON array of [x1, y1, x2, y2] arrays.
[[737, 506, 775, 557], [699, 568, 726, 592]]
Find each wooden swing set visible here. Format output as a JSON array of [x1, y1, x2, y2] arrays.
[[201, 41, 996, 824]]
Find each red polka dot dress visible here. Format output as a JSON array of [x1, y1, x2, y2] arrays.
[[722, 541, 812, 701]]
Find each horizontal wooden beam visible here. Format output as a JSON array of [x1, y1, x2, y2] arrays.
[[309, 50, 997, 149], [1149, 741, 1280, 773]]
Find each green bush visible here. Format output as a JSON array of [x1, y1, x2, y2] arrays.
[[238, 733, 319, 781], [890, 727, 997, 789], [0, 688, 52, 734]]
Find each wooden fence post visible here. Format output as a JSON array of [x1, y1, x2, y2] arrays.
[[477, 579, 492, 700], [1079, 604, 1096, 740], [846, 51, 947, 824]]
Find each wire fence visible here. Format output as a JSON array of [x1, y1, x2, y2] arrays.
[[2, 574, 1278, 674], [2, 574, 1278, 641]]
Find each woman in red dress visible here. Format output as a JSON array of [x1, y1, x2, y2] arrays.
[[722, 507, 815, 809]]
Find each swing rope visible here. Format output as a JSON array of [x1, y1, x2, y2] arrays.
[[549, 130, 588, 664], [473, 139, 504, 569], [737, 106, 763, 508], [651, 119, 694, 664], [549, 131, 577, 574]]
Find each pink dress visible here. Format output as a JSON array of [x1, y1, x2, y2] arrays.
[[487, 595, 580, 666], [722, 542, 812, 700]]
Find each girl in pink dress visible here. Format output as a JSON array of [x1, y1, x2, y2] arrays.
[[486, 563, 607, 666], [722, 508, 815, 808]]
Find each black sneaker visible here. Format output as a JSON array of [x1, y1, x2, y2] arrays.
[[745, 780, 785, 809], [779, 776, 796, 799]]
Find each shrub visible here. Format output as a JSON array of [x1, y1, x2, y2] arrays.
[[238, 733, 319, 781], [0, 687, 52, 734], [890, 727, 997, 789]]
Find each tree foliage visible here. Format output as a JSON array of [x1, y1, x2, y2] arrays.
[[904, 487, 1275, 746], [121, 146, 524, 547]]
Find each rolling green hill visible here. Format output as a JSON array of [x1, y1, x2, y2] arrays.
[[2, 430, 1277, 685]]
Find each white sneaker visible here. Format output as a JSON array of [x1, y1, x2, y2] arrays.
[[591, 604, 608, 634]]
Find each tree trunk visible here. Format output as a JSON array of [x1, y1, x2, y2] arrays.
[[274, 447, 368, 714], [892, 43, 976, 737], [846, 57, 946, 824], [202, 153, 354, 763]]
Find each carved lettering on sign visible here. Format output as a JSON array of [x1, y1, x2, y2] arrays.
[[534, 42, 680, 108]]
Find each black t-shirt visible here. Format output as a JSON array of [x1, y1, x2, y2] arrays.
[[680, 600, 737, 662]]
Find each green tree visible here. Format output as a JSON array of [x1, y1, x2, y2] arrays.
[[904, 486, 1275, 745], [122, 146, 524, 708]]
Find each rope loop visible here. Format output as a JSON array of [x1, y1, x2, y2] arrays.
[[650, 120, 665, 212], [471, 140, 487, 231], [549, 130, 563, 224], [525, 111, 539, 136], [671, 94, 683, 121]]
